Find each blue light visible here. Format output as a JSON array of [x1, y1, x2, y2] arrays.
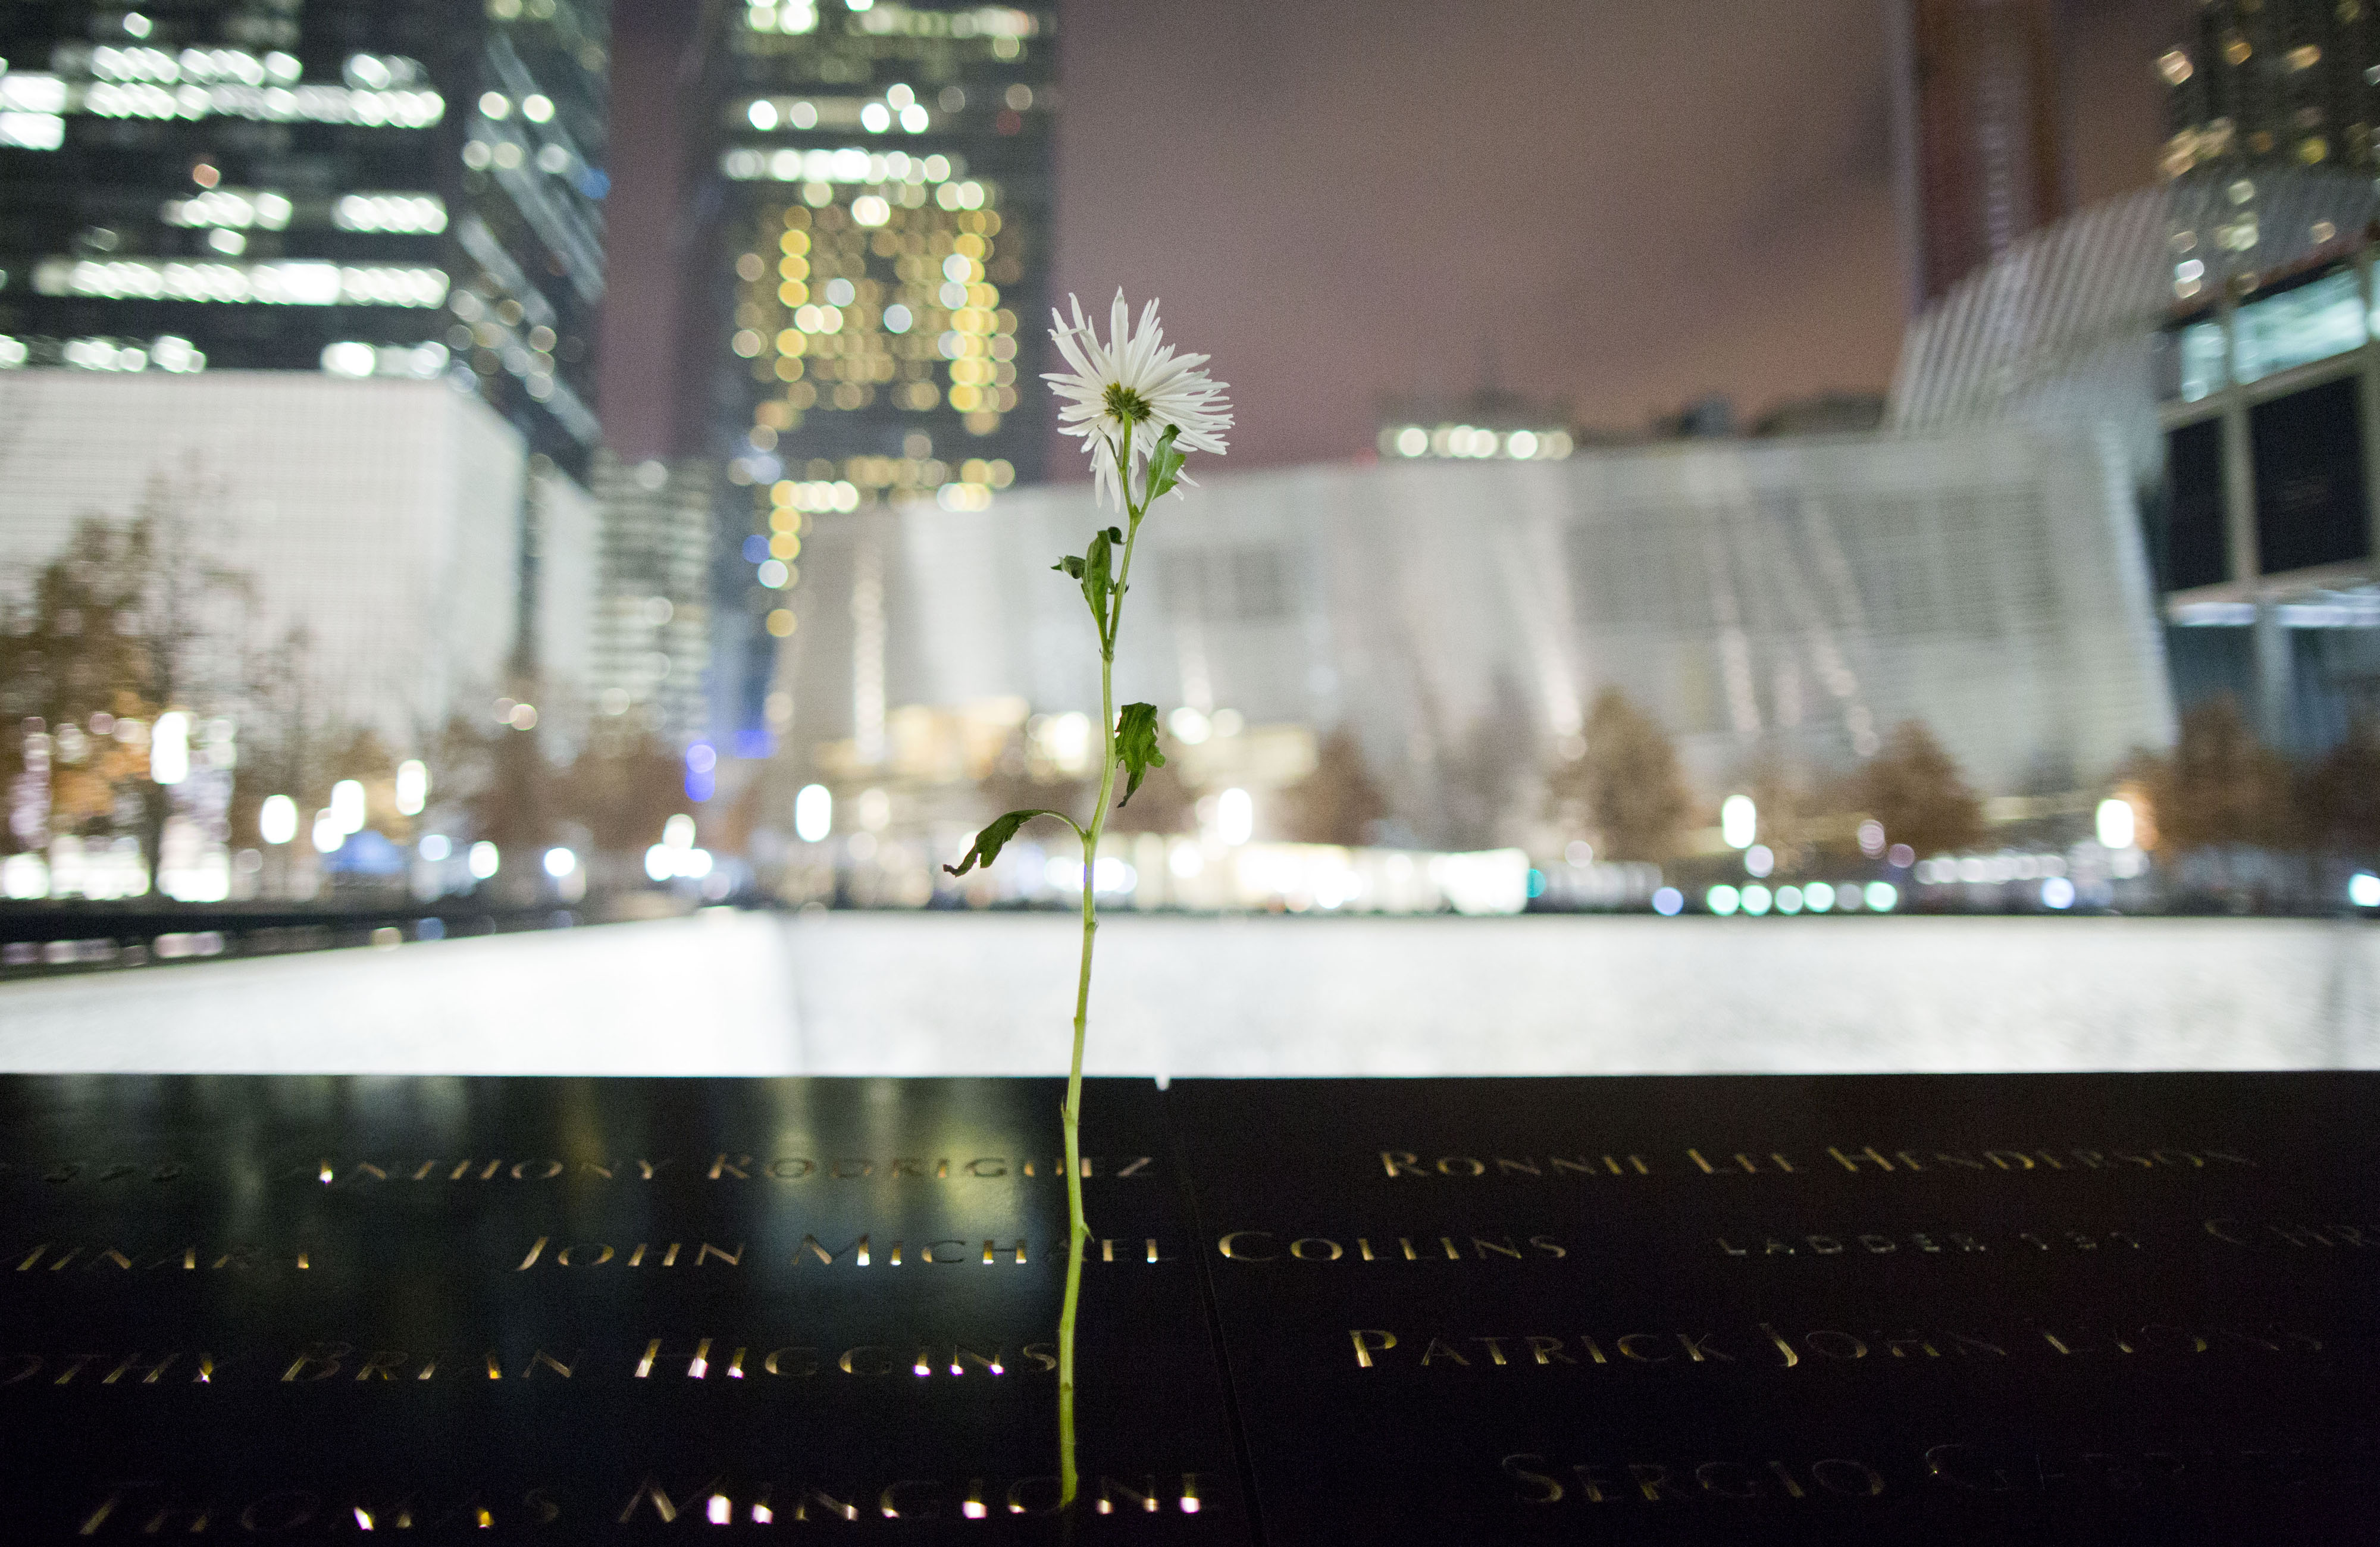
[[685, 769, 716, 803], [578, 168, 610, 199], [1525, 868, 1546, 899], [1651, 886, 1683, 916], [686, 743, 718, 774], [742, 534, 769, 562], [733, 729, 772, 759], [2040, 876, 2075, 910]]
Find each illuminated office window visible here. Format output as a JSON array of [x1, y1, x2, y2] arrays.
[[2234, 269, 2365, 384]]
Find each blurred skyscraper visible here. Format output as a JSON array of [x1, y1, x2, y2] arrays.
[[2160, 0, 2380, 181], [685, 0, 1057, 754], [1889, 0, 2073, 311], [0, 0, 609, 481], [1893, 0, 2380, 766], [590, 449, 713, 743], [0, 370, 566, 752]]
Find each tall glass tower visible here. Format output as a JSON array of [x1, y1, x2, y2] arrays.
[[690, 0, 1057, 752], [0, 0, 609, 481]]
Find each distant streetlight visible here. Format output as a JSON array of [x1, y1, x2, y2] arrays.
[[2095, 797, 2135, 851], [468, 841, 499, 880], [150, 711, 190, 785], [1217, 788, 1253, 847], [543, 847, 577, 878], [395, 759, 429, 815], [258, 794, 298, 845], [1720, 794, 1756, 850], [330, 779, 367, 834], [795, 784, 832, 843]]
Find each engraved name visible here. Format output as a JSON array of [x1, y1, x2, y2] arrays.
[[1348, 1321, 2331, 1370], [512, 1235, 1180, 1269], [1214, 1231, 1566, 1262], [71, 1471, 1216, 1534], [1714, 1226, 2143, 1257], [1379, 1145, 2257, 1179], [1507, 1437, 2375, 1507], [2, 1338, 1063, 1388]]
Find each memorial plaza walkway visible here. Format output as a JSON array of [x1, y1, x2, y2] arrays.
[[0, 912, 2374, 1075]]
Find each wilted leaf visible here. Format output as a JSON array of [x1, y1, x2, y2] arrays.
[[1114, 703, 1166, 807], [945, 809, 1072, 876], [1085, 525, 1122, 619]]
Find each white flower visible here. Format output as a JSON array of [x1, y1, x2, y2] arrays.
[[1045, 291, 1231, 511]]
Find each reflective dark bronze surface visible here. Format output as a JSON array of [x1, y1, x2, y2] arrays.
[[5, 1072, 2375, 1542], [1170, 1073, 2380, 1545], [0, 1077, 1244, 1541]]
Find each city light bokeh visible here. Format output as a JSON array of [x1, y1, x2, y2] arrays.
[[5, 1, 2380, 977]]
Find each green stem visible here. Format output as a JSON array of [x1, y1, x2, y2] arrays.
[[1059, 419, 1146, 1510]]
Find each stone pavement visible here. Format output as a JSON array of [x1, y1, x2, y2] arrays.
[[1, 911, 2374, 1075]]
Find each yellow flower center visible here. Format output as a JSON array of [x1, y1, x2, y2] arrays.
[[1103, 382, 1153, 424]]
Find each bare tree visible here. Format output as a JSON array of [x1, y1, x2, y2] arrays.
[[560, 729, 690, 856], [1281, 726, 1387, 847], [0, 483, 249, 887], [1860, 721, 1986, 857], [1548, 687, 1692, 862], [2298, 716, 2380, 861], [2143, 696, 2292, 854]]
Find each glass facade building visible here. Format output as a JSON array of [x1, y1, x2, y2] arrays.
[[0, 0, 608, 480], [688, 0, 1057, 750], [1890, 157, 2380, 752], [767, 433, 2172, 854]]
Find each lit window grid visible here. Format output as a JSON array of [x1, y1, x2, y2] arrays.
[[739, 2, 1041, 41], [728, 195, 1018, 425], [32, 258, 450, 309], [152, 189, 448, 233], [0, 14, 606, 482], [0, 72, 446, 130], [160, 189, 293, 230], [590, 455, 713, 741], [1379, 423, 1576, 461], [763, 455, 1014, 515], [718, 144, 984, 198], [0, 334, 206, 373], [741, 96, 934, 134]]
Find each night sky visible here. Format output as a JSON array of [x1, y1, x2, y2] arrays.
[[597, 0, 2181, 474]]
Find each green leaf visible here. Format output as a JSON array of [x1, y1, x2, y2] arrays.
[[1052, 555, 1085, 580], [1113, 702, 1167, 807], [944, 809, 1072, 877], [1142, 424, 1187, 508]]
